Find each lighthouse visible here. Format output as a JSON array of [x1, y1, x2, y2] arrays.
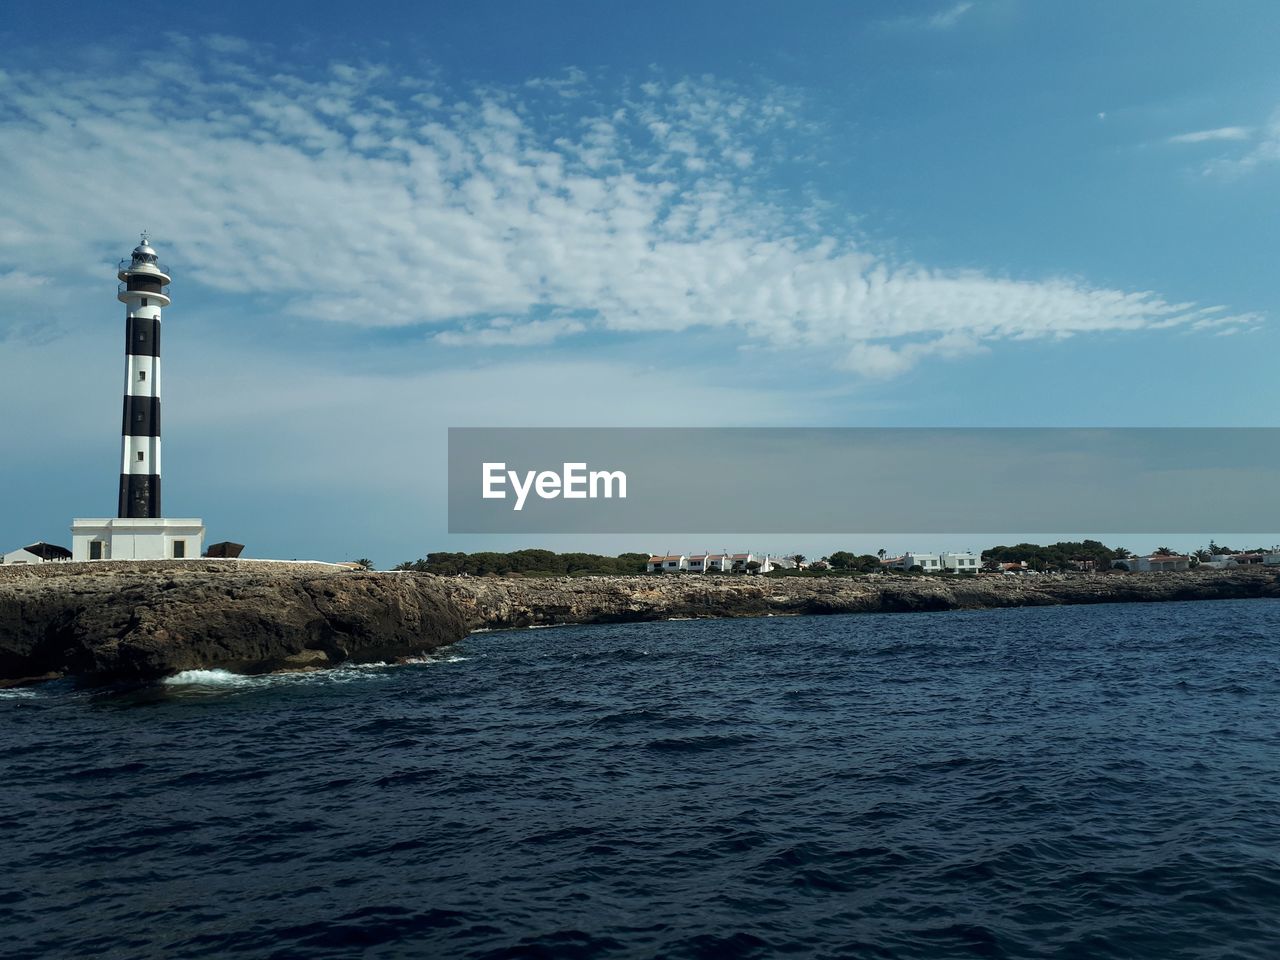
[[117, 233, 166, 518], [71, 236, 205, 561]]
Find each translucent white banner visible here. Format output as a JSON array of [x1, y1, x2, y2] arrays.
[[448, 428, 1280, 534]]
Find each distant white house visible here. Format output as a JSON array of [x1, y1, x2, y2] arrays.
[[647, 554, 688, 573], [889, 552, 942, 572], [687, 553, 732, 573], [1114, 554, 1191, 572], [940, 551, 981, 573], [1, 542, 73, 564], [1204, 551, 1280, 568], [883, 551, 979, 573], [1201, 554, 1238, 569], [1231, 552, 1269, 566], [986, 560, 1028, 574]]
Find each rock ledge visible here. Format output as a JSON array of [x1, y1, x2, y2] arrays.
[[0, 560, 469, 684], [2, 563, 1276, 684]]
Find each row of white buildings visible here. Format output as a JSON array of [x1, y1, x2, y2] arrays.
[[1121, 551, 1280, 572], [646, 551, 986, 574], [646, 553, 785, 574]]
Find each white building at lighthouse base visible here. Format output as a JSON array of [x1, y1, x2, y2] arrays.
[[71, 517, 205, 561]]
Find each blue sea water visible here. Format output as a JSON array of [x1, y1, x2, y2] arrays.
[[3, 599, 1279, 959]]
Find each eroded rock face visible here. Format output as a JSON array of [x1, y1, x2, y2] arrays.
[[0, 561, 470, 684]]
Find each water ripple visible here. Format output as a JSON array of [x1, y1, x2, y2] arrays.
[[2, 599, 1279, 957]]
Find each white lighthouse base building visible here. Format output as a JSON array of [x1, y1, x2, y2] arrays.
[[71, 518, 205, 562]]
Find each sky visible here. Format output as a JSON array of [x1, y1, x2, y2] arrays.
[[2, 1, 1278, 566]]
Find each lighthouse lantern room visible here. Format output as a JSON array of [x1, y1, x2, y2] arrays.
[[71, 236, 205, 561]]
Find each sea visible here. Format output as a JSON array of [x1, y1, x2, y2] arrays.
[[3, 599, 1279, 959]]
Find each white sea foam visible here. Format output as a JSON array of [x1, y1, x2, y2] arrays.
[[161, 653, 469, 691], [0, 687, 40, 699], [402, 653, 471, 664], [163, 668, 261, 687]]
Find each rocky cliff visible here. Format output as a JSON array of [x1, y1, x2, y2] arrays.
[[0, 560, 470, 685], [2, 562, 1277, 685]]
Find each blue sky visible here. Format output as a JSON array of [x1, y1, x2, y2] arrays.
[[2, 1, 1278, 565]]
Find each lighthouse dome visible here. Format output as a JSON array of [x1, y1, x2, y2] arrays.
[[131, 237, 159, 265], [118, 233, 170, 287]]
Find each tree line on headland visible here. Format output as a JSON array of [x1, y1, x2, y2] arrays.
[[385, 540, 1272, 576], [394, 550, 650, 577]]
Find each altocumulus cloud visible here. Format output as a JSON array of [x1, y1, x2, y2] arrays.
[[0, 39, 1261, 377]]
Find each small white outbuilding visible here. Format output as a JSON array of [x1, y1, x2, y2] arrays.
[[1, 542, 73, 564], [71, 518, 205, 562]]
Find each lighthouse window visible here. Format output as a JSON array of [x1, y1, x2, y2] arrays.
[[141, 298, 149, 307], [138, 370, 146, 381], [137, 451, 144, 462]]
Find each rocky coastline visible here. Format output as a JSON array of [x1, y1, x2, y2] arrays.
[[450, 567, 1280, 628], [2, 561, 1277, 685]]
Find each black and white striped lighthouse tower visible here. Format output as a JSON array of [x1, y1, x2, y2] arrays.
[[116, 233, 169, 518], [69, 236, 204, 561]]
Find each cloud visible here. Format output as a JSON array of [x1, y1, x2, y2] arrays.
[[883, 2, 975, 31], [1167, 126, 1253, 144], [525, 66, 589, 99], [1196, 110, 1280, 177], [0, 46, 1261, 378], [434, 316, 586, 347], [927, 2, 975, 29]]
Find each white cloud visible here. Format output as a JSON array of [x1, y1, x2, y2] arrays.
[[525, 66, 589, 98], [1167, 126, 1253, 144], [434, 316, 586, 347], [927, 2, 975, 30], [0, 48, 1261, 378], [883, 2, 975, 31], [1198, 109, 1280, 177]]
